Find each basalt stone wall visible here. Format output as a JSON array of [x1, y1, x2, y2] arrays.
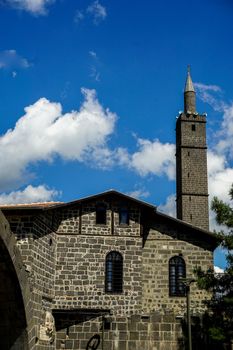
[[56, 207, 80, 234], [176, 114, 209, 231], [54, 202, 142, 313], [6, 213, 57, 350], [7, 212, 57, 296], [33, 213, 57, 297], [31, 213, 57, 350], [176, 146, 209, 231], [177, 114, 207, 147], [7, 213, 56, 291], [7, 214, 35, 271], [54, 312, 184, 350], [54, 234, 142, 314], [142, 225, 213, 315], [56, 201, 141, 236], [2, 202, 215, 350], [179, 195, 209, 231]]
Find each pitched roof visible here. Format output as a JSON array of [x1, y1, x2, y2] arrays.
[[0, 189, 217, 247], [0, 190, 155, 211], [0, 201, 63, 210]]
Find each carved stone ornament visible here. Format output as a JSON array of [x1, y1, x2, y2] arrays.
[[39, 311, 55, 343]]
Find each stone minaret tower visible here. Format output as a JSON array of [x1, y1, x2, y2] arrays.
[[176, 68, 209, 231]]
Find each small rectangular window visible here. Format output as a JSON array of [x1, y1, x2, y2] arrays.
[[191, 124, 196, 131], [96, 204, 106, 224], [119, 208, 129, 225]]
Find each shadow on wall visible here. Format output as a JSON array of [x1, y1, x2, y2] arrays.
[[0, 211, 30, 350], [142, 212, 215, 251]]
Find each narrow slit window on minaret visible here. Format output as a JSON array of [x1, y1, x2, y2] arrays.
[[191, 124, 196, 131], [188, 172, 190, 178], [190, 214, 192, 221], [188, 151, 190, 156], [189, 196, 191, 202]]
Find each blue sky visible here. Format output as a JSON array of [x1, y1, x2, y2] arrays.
[[0, 0, 233, 269]]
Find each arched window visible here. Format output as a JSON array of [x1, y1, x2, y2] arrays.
[[105, 251, 123, 293], [169, 256, 186, 296]]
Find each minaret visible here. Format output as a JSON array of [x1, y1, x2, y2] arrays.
[[176, 67, 209, 231]]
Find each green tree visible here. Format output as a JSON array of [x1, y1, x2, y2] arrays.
[[195, 185, 233, 348]]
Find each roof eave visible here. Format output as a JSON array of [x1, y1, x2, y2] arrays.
[[155, 210, 218, 248], [43, 190, 157, 211]]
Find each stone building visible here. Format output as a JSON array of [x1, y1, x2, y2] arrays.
[[0, 70, 217, 350]]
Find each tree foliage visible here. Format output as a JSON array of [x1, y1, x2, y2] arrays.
[[195, 184, 233, 346]]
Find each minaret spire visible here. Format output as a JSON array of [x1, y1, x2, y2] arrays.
[[185, 65, 195, 92], [184, 65, 196, 114]]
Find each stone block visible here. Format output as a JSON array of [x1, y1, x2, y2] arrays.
[[129, 331, 139, 340], [160, 323, 171, 332], [128, 340, 137, 350]]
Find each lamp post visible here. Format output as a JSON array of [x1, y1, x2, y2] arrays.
[[102, 316, 104, 350], [179, 278, 196, 350]]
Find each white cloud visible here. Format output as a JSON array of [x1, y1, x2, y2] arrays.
[[126, 188, 150, 200], [129, 139, 175, 180], [207, 150, 226, 176], [0, 88, 116, 190], [90, 146, 114, 168], [4, 0, 54, 15], [89, 51, 97, 59], [89, 51, 100, 81], [194, 83, 222, 93], [0, 50, 31, 70], [158, 194, 176, 218], [114, 139, 175, 180], [87, 0, 107, 24], [90, 66, 100, 82], [207, 151, 233, 231], [216, 103, 233, 159], [74, 10, 84, 24], [214, 266, 224, 273], [75, 1, 106, 25], [195, 82, 233, 159], [208, 151, 232, 202], [0, 184, 59, 204], [115, 147, 130, 166], [194, 82, 225, 112]]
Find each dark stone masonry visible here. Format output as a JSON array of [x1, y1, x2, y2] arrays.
[[0, 71, 218, 349]]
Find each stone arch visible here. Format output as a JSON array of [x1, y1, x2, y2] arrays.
[[0, 211, 32, 350]]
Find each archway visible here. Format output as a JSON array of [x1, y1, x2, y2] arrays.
[[0, 211, 31, 349]]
